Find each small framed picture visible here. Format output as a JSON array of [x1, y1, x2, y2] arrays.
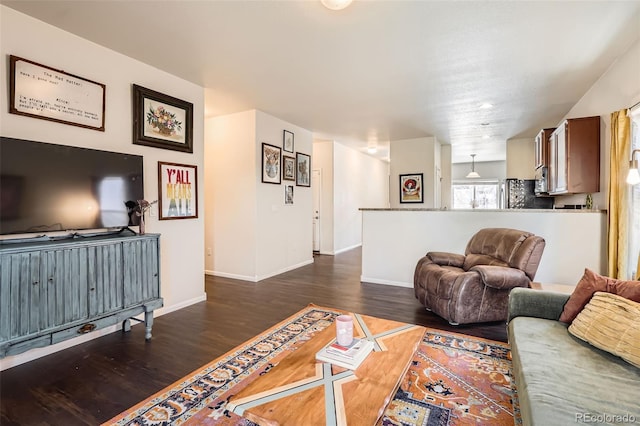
[[283, 130, 294, 153], [283, 155, 296, 181], [262, 143, 282, 184], [285, 185, 294, 205], [399, 173, 423, 203], [133, 84, 194, 153], [158, 162, 198, 219], [296, 152, 311, 187]]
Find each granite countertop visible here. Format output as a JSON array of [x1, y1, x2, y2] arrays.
[[359, 208, 607, 213]]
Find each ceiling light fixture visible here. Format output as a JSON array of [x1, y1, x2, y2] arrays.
[[466, 154, 481, 178], [321, 0, 353, 10], [482, 135, 490, 139], [367, 146, 377, 154], [480, 103, 493, 109], [627, 149, 640, 185]]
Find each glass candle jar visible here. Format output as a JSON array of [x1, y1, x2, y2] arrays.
[[336, 315, 354, 346]]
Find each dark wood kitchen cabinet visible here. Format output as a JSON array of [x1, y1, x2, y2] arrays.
[[534, 128, 555, 169], [548, 116, 600, 195]]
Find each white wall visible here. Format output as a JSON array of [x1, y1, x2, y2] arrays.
[[0, 6, 206, 369], [205, 110, 313, 281], [333, 143, 389, 253], [441, 145, 452, 209], [362, 210, 606, 287], [507, 138, 535, 179], [451, 160, 507, 181], [205, 111, 257, 278], [556, 38, 640, 209], [390, 137, 440, 208], [255, 111, 313, 279], [312, 141, 335, 255]]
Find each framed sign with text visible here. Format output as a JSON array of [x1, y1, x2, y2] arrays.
[[9, 55, 106, 131], [158, 161, 198, 220]]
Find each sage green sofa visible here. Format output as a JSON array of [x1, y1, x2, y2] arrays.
[[507, 288, 640, 426]]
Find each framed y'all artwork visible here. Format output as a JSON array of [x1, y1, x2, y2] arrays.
[[9, 55, 106, 131], [283, 130, 294, 153], [399, 173, 423, 203], [262, 143, 282, 184], [282, 155, 296, 181], [133, 84, 193, 153], [296, 152, 311, 187], [158, 162, 198, 220], [285, 185, 294, 205]]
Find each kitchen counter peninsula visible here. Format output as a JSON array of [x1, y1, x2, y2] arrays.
[[360, 208, 605, 288]]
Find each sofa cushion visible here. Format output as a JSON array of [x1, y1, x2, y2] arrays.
[[508, 316, 640, 426], [569, 292, 640, 368], [558, 268, 640, 323]]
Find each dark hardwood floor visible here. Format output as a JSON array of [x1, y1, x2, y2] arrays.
[[0, 247, 507, 425]]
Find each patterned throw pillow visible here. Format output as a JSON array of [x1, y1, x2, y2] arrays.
[[568, 292, 640, 368], [558, 268, 640, 323]]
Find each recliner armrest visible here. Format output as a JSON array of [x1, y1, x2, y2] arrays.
[[470, 265, 530, 290], [508, 287, 570, 323], [426, 251, 465, 268]]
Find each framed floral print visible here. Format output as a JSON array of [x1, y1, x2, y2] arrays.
[[262, 143, 282, 184], [399, 173, 423, 203], [133, 84, 193, 153], [158, 162, 198, 220]]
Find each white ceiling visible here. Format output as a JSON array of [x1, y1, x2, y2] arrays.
[[3, 1, 640, 163]]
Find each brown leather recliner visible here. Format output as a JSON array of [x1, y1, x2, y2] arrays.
[[414, 228, 545, 325]]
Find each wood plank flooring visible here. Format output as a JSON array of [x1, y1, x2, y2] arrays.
[[0, 247, 507, 425]]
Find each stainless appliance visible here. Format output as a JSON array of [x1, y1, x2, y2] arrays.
[[504, 178, 554, 209], [534, 166, 548, 195]]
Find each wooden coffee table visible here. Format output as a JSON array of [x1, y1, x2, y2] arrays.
[[228, 313, 425, 426]]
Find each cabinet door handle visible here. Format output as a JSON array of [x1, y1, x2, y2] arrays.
[[32, 281, 39, 286], [78, 324, 96, 334]]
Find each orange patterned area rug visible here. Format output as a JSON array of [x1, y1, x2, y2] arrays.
[[103, 305, 518, 426]]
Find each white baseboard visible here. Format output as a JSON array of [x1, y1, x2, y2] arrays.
[[318, 243, 362, 256], [0, 293, 207, 372], [208, 259, 315, 283], [207, 270, 259, 282], [334, 243, 362, 255], [360, 276, 413, 288], [256, 259, 314, 281]]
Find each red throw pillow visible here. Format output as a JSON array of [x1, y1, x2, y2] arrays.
[[559, 268, 640, 323]]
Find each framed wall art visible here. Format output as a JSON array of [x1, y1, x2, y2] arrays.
[[285, 185, 294, 205], [282, 155, 296, 181], [399, 173, 423, 203], [158, 162, 198, 220], [133, 84, 193, 153], [296, 152, 311, 187], [9, 55, 106, 131], [262, 143, 282, 184], [283, 130, 294, 153]]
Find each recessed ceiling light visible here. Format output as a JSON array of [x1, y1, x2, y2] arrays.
[[480, 103, 493, 109], [367, 147, 378, 154], [321, 0, 353, 10], [482, 135, 490, 139]]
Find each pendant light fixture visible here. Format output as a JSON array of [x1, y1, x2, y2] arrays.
[[466, 154, 481, 178]]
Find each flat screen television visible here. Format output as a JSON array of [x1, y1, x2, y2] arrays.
[[0, 137, 144, 235]]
